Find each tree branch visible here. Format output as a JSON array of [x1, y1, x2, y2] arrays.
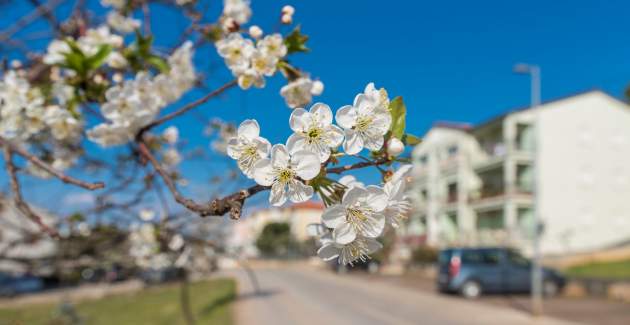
[[326, 158, 391, 174], [3, 146, 60, 239], [136, 139, 268, 219], [139, 79, 237, 133], [0, 137, 105, 190]]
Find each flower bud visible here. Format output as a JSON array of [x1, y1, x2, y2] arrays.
[[310, 80, 324, 96], [281, 13, 293, 24], [282, 5, 295, 16], [387, 137, 404, 156], [249, 25, 263, 39], [162, 126, 179, 144]]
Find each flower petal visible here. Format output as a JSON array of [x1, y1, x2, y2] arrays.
[[342, 186, 368, 206], [317, 244, 340, 261], [322, 205, 347, 228], [254, 137, 272, 157], [269, 182, 288, 206], [271, 144, 290, 169], [335, 105, 357, 129], [310, 102, 333, 126], [365, 185, 388, 212], [286, 133, 306, 155], [326, 125, 345, 148], [292, 150, 321, 180], [343, 129, 364, 155], [333, 221, 357, 245], [362, 134, 384, 152], [253, 159, 274, 186], [289, 108, 308, 133], [226, 137, 240, 159], [362, 213, 385, 238], [238, 119, 260, 140], [288, 180, 314, 203]]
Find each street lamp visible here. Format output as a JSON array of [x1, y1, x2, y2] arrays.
[[513, 63, 542, 316]]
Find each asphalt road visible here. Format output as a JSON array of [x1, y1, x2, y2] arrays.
[[225, 264, 579, 325]]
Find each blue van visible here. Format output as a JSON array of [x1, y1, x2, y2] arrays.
[[437, 247, 566, 298]]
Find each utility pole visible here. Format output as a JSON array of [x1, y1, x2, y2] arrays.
[[513, 63, 542, 316]]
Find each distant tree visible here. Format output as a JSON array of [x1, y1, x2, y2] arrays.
[[255, 222, 295, 258]]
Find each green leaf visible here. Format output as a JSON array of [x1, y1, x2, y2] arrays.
[[402, 133, 422, 145], [147, 55, 169, 73], [389, 96, 406, 139], [62, 52, 86, 75], [85, 44, 112, 71], [284, 25, 310, 54]]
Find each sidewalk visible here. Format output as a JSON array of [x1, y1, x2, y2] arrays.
[[361, 272, 630, 325]]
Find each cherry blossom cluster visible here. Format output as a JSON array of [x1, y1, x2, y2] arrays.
[[0, 70, 83, 175], [87, 42, 196, 146], [226, 82, 414, 265], [214, 3, 324, 108]]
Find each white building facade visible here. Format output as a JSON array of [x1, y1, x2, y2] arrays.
[[408, 91, 630, 256]]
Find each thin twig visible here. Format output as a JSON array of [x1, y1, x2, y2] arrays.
[[139, 79, 237, 133], [3, 146, 60, 239], [0, 137, 105, 190], [326, 158, 391, 174]]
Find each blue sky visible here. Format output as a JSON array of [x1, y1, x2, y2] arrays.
[[2, 0, 630, 216]]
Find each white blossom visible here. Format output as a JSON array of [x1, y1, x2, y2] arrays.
[[383, 165, 413, 228], [321, 186, 387, 244], [281, 5, 295, 16], [168, 234, 185, 251], [286, 103, 344, 162], [281, 13, 293, 24], [162, 126, 179, 144], [335, 83, 392, 154], [311, 80, 324, 96], [280, 78, 314, 109], [317, 234, 382, 265], [216, 33, 255, 73], [0, 71, 47, 141], [223, 0, 251, 25], [257, 34, 287, 59], [226, 119, 271, 178], [253, 144, 320, 206], [237, 68, 265, 89], [44, 105, 83, 141], [43, 40, 70, 65], [248, 25, 263, 39], [107, 11, 141, 34], [163, 148, 182, 167]]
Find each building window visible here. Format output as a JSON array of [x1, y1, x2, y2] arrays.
[[447, 145, 458, 157], [447, 183, 458, 203], [476, 209, 504, 230]]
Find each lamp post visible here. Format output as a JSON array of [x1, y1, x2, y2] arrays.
[[513, 63, 542, 316]]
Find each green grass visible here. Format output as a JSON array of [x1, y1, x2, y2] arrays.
[[0, 278, 236, 325], [566, 259, 630, 280]]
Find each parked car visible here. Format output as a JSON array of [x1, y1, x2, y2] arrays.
[[0, 272, 44, 297], [437, 247, 566, 298]]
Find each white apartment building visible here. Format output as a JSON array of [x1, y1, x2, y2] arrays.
[[407, 90, 630, 256]]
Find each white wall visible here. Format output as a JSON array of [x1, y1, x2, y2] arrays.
[[535, 92, 630, 254]]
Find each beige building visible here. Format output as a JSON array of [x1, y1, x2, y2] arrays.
[[227, 201, 324, 257], [407, 90, 630, 256]]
